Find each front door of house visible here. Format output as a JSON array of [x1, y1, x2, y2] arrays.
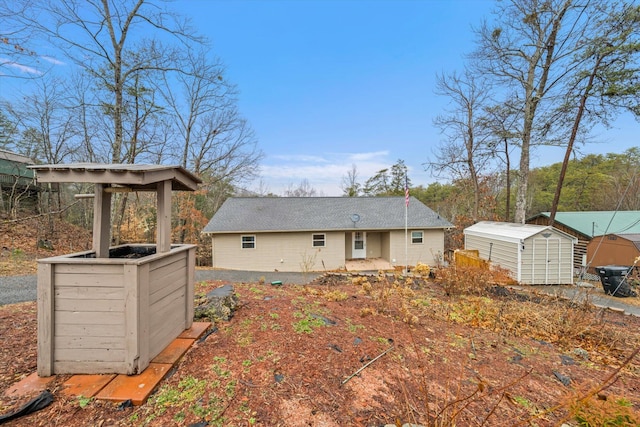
[[352, 231, 366, 259]]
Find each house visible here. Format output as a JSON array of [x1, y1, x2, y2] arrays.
[[0, 148, 34, 185], [202, 196, 453, 272], [527, 211, 640, 270], [464, 221, 577, 285], [587, 233, 640, 272], [0, 148, 37, 214]]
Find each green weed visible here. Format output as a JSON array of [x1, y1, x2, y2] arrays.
[[77, 395, 93, 408], [292, 315, 327, 334]]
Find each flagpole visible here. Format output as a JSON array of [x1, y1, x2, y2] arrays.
[[405, 200, 408, 275], [405, 174, 409, 275]]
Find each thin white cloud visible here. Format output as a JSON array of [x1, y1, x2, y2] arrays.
[[0, 58, 42, 75], [41, 55, 65, 66], [271, 154, 329, 163], [257, 150, 395, 196], [347, 150, 390, 161]]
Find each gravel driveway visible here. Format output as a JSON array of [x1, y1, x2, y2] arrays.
[[4, 271, 640, 318], [0, 270, 322, 306]]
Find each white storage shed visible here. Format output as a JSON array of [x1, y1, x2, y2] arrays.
[[464, 221, 577, 285]]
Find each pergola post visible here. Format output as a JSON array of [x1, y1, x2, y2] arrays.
[[157, 180, 172, 253], [93, 183, 112, 258]]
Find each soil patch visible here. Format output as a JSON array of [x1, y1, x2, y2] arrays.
[[1, 273, 639, 426], [1, 217, 92, 275]]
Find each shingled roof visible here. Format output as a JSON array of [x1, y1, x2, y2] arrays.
[[203, 197, 453, 234]]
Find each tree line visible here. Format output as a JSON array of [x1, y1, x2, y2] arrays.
[[1, 0, 639, 259], [0, 0, 262, 246], [416, 149, 639, 248], [426, 0, 640, 225]]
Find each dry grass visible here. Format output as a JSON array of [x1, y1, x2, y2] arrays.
[[0, 256, 37, 275], [348, 266, 640, 425]]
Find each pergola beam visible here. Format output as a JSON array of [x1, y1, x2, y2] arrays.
[[29, 164, 202, 258]]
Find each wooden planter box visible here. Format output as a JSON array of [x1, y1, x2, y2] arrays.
[[37, 244, 196, 376]]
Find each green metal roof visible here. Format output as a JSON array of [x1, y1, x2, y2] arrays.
[[0, 150, 35, 187], [0, 159, 34, 179], [535, 211, 640, 237]]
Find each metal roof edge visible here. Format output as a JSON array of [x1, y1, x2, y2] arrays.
[[463, 229, 523, 244]]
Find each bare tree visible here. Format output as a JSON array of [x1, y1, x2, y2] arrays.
[[484, 101, 521, 221], [0, 1, 42, 79], [158, 48, 262, 185], [341, 163, 361, 197], [473, 0, 583, 223], [3, 76, 78, 164], [8, 0, 201, 163], [428, 70, 493, 221], [284, 179, 319, 197], [0, 109, 18, 150], [66, 73, 104, 162], [2, 76, 80, 222], [549, 1, 640, 224]]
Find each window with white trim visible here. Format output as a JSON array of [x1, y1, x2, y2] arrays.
[[241, 235, 256, 249], [312, 233, 326, 247], [411, 231, 423, 244]]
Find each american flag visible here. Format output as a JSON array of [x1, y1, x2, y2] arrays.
[[405, 175, 409, 207]]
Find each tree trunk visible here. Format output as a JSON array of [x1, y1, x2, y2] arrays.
[[113, 193, 128, 246], [514, 124, 532, 223], [503, 138, 511, 221], [514, 1, 570, 223], [549, 55, 603, 225]]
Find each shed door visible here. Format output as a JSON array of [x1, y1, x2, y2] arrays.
[[352, 232, 366, 259], [533, 238, 560, 284]]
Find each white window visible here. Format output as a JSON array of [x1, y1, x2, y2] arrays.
[[241, 235, 255, 249], [312, 233, 326, 247], [411, 231, 423, 244]]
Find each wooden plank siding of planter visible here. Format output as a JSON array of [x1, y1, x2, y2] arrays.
[[37, 245, 195, 376]]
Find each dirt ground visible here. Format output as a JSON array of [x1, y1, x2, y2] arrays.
[[0, 216, 92, 276], [1, 271, 640, 426]]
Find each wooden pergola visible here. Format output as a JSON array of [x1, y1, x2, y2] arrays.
[[29, 163, 203, 376], [30, 163, 201, 257]]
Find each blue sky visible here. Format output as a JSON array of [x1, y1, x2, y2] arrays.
[[3, 0, 637, 195], [180, 0, 637, 196], [183, 0, 493, 195]]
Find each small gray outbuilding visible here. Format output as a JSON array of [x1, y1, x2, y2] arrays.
[[464, 221, 577, 285]]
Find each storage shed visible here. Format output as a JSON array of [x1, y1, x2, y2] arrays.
[[527, 211, 640, 270], [1, 148, 38, 213], [30, 164, 201, 376], [464, 221, 577, 285], [587, 233, 640, 272]]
